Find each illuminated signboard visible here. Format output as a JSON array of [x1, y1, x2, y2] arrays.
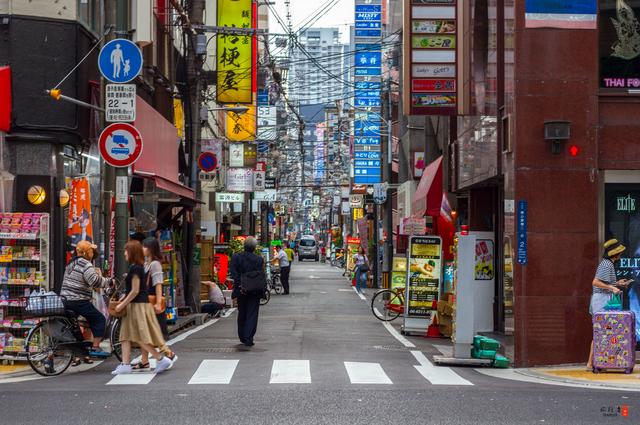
[[216, 0, 253, 104]]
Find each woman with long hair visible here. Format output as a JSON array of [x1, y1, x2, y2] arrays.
[[130, 237, 177, 371], [111, 240, 173, 375]]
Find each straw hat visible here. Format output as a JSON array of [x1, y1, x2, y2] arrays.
[[604, 239, 626, 258]]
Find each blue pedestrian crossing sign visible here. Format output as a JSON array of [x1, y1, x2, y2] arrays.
[[98, 39, 143, 84]]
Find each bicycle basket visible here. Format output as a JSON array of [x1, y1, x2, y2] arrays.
[[21, 294, 66, 318]]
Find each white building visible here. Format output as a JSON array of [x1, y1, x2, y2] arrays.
[[290, 28, 347, 105]]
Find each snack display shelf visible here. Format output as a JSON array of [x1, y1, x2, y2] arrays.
[[1, 281, 44, 286], [0, 213, 49, 362], [0, 258, 41, 263]]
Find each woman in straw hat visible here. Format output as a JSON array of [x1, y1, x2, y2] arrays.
[[586, 239, 633, 370]]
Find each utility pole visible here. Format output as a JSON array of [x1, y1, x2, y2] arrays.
[[185, 0, 205, 312], [385, 77, 394, 283], [113, 0, 129, 279]]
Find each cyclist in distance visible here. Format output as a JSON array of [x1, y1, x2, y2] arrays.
[[60, 240, 114, 359]]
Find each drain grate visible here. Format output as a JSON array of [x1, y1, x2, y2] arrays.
[[372, 345, 409, 352]]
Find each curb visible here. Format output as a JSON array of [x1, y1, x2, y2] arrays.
[[514, 368, 640, 391]]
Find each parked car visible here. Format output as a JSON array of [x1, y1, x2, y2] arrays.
[[298, 236, 319, 261]]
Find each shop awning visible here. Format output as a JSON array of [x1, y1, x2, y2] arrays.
[[411, 156, 443, 217], [132, 96, 195, 201]]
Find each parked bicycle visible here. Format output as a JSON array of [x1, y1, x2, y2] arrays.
[[370, 287, 405, 322], [267, 267, 284, 295], [22, 288, 125, 376]]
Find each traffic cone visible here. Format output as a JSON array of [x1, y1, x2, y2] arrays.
[[425, 314, 442, 338]]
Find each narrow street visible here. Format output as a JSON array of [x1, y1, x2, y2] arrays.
[[1, 263, 638, 424]]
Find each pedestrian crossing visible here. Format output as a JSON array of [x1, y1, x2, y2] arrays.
[[105, 356, 475, 386]]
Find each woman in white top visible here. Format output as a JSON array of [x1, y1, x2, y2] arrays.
[[131, 237, 177, 371]]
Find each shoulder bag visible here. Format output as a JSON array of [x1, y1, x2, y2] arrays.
[[146, 267, 167, 313]]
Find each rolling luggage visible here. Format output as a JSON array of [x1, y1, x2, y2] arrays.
[[592, 308, 636, 374]]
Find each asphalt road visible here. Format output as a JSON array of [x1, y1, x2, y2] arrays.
[[1, 262, 638, 424]]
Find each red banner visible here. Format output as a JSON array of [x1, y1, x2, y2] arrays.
[[412, 79, 456, 93], [67, 177, 94, 249]]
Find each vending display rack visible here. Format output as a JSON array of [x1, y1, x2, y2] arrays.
[[0, 213, 50, 360]]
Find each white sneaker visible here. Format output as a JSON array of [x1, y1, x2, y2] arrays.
[[167, 353, 178, 370], [111, 364, 133, 375], [154, 356, 172, 374]]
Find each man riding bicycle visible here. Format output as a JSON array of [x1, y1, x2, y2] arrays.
[[60, 240, 114, 360]]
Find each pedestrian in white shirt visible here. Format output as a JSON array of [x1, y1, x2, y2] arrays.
[[202, 281, 226, 317], [274, 245, 291, 294]]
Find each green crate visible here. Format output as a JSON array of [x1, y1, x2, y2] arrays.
[[473, 336, 501, 351], [471, 348, 497, 360], [493, 355, 510, 368]]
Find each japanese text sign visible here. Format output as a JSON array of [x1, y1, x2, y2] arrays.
[[216, 0, 253, 104]]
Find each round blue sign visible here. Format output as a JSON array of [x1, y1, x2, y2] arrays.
[[98, 39, 143, 84], [198, 152, 218, 172]]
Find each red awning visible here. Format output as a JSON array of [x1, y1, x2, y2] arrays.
[[132, 96, 195, 201], [411, 156, 443, 217]]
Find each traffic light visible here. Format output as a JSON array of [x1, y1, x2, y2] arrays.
[[568, 145, 579, 157]]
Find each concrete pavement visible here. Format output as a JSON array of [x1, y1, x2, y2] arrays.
[[0, 262, 639, 424]]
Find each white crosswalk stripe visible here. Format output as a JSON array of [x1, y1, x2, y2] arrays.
[[106, 372, 157, 385], [104, 358, 476, 386], [188, 359, 239, 384], [344, 361, 393, 384], [411, 351, 474, 386], [270, 360, 311, 384]]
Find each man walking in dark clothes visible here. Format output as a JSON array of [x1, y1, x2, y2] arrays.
[[230, 237, 264, 347]]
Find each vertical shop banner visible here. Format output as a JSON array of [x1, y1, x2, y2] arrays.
[[353, 0, 383, 185], [517, 200, 527, 265], [216, 0, 253, 104], [226, 106, 256, 141], [201, 138, 223, 165], [404, 0, 458, 115], [405, 236, 442, 318], [67, 177, 94, 249]]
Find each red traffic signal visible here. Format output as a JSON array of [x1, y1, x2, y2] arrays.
[[568, 145, 580, 157]]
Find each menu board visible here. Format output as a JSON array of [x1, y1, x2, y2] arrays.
[[391, 257, 408, 306], [406, 236, 442, 317]]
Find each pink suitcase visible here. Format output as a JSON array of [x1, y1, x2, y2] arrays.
[[592, 310, 636, 374]]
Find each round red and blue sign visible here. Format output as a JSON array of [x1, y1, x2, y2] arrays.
[[98, 122, 143, 168], [198, 151, 218, 172]]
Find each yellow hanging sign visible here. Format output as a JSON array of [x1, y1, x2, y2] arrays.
[[216, 0, 253, 104], [225, 106, 256, 141]]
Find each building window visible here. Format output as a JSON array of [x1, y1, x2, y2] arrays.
[[600, 0, 640, 90], [77, 0, 103, 34]]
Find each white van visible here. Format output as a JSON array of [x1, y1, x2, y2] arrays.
[[298, 236, 319, 261]]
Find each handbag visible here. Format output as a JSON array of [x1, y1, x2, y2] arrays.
[[108, 296, 127, 318], [146, 270, 166, 313], [604, 293, 623, 311]]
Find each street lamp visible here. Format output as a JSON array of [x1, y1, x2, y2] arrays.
[[208, 105, 249, 115]]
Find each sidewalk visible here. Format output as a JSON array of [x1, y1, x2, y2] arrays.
[[517, 364, 640, 390]]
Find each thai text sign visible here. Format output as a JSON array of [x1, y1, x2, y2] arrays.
[[216, 0, 253, 103]]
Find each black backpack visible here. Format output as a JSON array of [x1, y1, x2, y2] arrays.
[[239, 253, 266, 295]]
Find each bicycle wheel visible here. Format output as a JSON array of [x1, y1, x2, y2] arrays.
[[273, 275, 283, 294], [25, 319, 74, 376], [260, 289, 270, 305], [109, 318, 123, 362], [110, 318, 140, 363], [371, 289, 403, 321]]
